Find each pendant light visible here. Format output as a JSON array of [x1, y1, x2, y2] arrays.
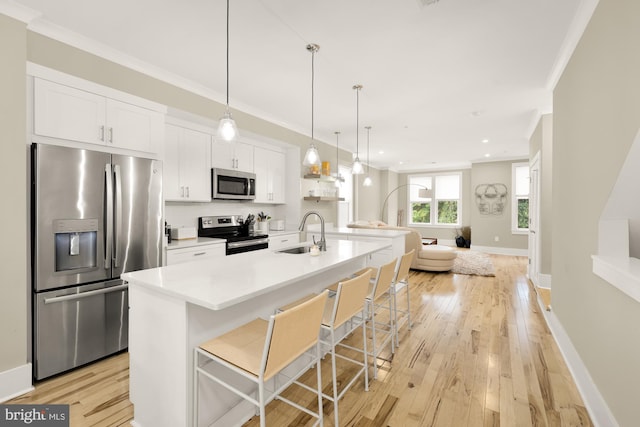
[[334, 131, 342, 187], [363, 126, 372, 186], [216, 0, 239, 142], [352, 85, 364, 175], [302, 44, 321, 168]]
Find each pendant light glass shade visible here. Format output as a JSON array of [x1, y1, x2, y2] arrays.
[[217, 110, 238, 142], [362, 125, 372, 186], [303, 143, 320, 167], [352, 85, 364, 174], [352, 157, 364, 175], [217, 0, 238, 142], [303, 44, 321, 168]]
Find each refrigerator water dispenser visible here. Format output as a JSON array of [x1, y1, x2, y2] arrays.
[[54, 219, 98, 272]]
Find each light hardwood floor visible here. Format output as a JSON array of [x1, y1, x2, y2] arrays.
[[9, 254, 591, 426]]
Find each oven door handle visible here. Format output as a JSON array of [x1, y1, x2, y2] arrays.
[[43, 284, 128, 305], [227, 238, 269, 249]]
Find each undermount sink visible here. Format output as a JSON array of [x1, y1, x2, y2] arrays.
[[277, 246, 312, 254]]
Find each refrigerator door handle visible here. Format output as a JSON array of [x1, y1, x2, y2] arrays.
[[105, 164, 113, 269], [114, 164, 122, 268], [43, 284, 128, 305]]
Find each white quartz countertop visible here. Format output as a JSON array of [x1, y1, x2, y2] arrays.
[[321, 227, 410, 238], [123, 239, 389, 311], [166, 237, 226, 250]]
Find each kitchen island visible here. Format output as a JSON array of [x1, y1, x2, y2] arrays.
[[122, 238, 390, 427]]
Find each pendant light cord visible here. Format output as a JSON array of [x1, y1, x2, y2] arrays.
[[366, 126, 370, 173], [311, 48, 315, 140], [226, 0, 230, 108], [356, 87, 359, 156]]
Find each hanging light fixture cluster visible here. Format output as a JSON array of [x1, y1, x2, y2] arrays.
[[216, 0, 239, 142], [295, 45, 374, 185], [302, 43, 322, 168]]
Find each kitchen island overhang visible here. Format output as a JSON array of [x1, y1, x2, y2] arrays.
[[123, 238, 392, 427]]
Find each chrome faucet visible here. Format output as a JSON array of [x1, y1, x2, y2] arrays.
[[298, 211, 326, 251]]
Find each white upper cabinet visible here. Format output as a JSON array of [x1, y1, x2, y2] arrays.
[[164, 124, 212, 202], [211, 140, 254, 173], [33, 78, 163, 154], [34, 78, 106, 145], [105, 99, 164, 153], [254, 147, 286, 204]]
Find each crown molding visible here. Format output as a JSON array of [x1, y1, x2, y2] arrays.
[[545, 0, 600, 91], [0, 0, 41, 23]]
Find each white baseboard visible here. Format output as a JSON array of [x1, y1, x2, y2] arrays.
[[470, 245, 528, 257], [539, 308, 618, 427], [0, 363, 33, 403], [437, 238, 455, 246], [538, 273, 552, 288]]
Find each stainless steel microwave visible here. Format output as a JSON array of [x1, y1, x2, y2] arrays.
[[212, 168, 256, 200]]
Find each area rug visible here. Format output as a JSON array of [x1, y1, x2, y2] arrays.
[[451, 251, 495, 276]]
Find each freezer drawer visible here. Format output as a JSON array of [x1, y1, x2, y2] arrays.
[[34, 280, 128, 380]]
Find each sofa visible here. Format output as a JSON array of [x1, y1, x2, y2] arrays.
[[346, 221, 456, 272]]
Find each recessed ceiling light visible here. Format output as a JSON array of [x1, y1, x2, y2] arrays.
[[378, 150, 384, 154], [399, 161, 404, 165], [482, 139, 489, 144], [484, 153, 491, 158]]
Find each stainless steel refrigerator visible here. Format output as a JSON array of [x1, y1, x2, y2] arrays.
[[31, 143, 162, 380]]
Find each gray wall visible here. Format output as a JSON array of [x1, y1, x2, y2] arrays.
[[0, 14, 28, 373], [470, 161, 528, 249], [552, 0, 640, 424]]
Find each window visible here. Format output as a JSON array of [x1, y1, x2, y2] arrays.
[[512, 163, 529, 233], [408, 173, 461, 226]]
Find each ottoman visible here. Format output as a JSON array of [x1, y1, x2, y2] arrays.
[[415, 245, 457, 272]]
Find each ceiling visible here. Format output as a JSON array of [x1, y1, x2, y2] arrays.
[[14, 0, 588, 171]]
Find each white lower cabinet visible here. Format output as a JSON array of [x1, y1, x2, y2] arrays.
[[166, 243, 225, 265], [269, 232, 300, 250]]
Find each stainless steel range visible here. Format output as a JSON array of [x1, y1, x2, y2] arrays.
[[198, 215, 269, 255]]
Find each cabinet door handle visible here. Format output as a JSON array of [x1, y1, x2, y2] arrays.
[[99, 125, 105, 141], [180, 186, 185, 197], [186, 186, 190, 198], [108, 127, 114, 143], [193, 252, 206, 256]]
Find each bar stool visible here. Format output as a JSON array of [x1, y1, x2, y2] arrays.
[[320, 270, 372, 427], [365, 258, 397, 379], [193, 291, 329, 427], [392, 249, 415, 347]]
